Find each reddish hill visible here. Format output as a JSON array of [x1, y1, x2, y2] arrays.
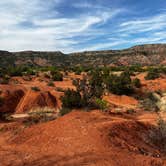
[[0, 85, 25, 113], [0, 111, 164, 166], [16, 90, 58, 113]]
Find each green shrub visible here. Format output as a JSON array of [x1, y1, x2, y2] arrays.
[[94, 98, 108, 111], [31, 86, 40, 91], [47, 81, 55, 87], [0, 113, 13, 122], [51, 70, 63, 81], [89, 69, 104, 98], [139, 93, 158, 112], [73, 70, 104, 108], [145, 69, 160, 80], [60, 108, 72, 116], [24, 69, 36, 76], [132, 78, 141, 88], [72, 66, 83, 75], [126, 109, 135, 114], [55, 87, 65, 92], [61, 89, 82, 109], [0, 75, 10, 84], [107, 72, 134, 95]]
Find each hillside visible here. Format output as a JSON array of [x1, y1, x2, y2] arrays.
[[0, 44, 166, 67]]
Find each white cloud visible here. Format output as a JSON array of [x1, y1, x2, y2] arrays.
[[0, 0, 122, 52], [119, 13, 166, 33], [0, 0, 165, 53]]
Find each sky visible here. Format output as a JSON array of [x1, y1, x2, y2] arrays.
[[0, 0, 166, 53]]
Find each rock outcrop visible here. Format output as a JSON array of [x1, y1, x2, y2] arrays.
[[16, 90, 58, 113]]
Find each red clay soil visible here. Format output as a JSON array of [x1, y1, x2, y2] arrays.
[[103, 94, 138, 109], [16, 90, 58, 113], [0, 111, 165, 166], [136, 73, 166, 92], [0, 85, 25, 113]]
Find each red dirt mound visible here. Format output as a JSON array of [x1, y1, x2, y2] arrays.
[[104, 94, 138, 109], [16, 90, 58, 113], [2, 111, 164, 166], [0, 85, 25, 113]]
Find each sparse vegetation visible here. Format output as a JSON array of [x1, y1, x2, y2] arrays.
[[145, 68, 160, 80], [126, 109, 135, 114], [148, 117, 166, 153], [139, 92, 159, 112], [23, 107, 56, 126], [51, 70, 63, 81], [61, 89, 82, 109], [0, 113, 13, 122], [0, 75, 10, 84], [31, 86, 40, 91], [107, 71, 134, 95], [55, 87, 65, 92], [132, 78, 141, 88], [94, 98, 108, 111], [47, 81, 55, 87], [60, 107, 72, 116], [73, 70, 104, 108]]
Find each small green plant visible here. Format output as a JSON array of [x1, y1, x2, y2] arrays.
[[139, 93, 159, 112], [94, 98, 108, 111], [60, 108, 72, 116], [51, 70, 63, 81], [61, 89, 82, 109], [145, 69, 160, 80], [107, 71, 134, 95], [126, 109, 135, 114], [0, 75, 10, 84], [47, 81, 55, 87], [55, 87, 65, 92], [31, 86, 40, 91], [132, 78, 141, 88]]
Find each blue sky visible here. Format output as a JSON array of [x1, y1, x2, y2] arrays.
[[0, 0, 166, 53]]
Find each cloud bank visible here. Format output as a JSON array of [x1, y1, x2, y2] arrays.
[[0, 0, 166, 52]]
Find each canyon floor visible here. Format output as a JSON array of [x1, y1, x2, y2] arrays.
[[0, 72, 166, 166]]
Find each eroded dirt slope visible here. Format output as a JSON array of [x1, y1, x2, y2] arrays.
[[0, 111, 165, 166]]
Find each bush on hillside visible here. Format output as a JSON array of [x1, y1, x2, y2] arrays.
[[60, 107, 72, 116], [31, 86, 40, 92], [145, 68, 160, 80], [61, 89, 82, 109], [94, 98, 108, 111], [47, 81, 55, 87], [139, 92, 159, 112], [51, 70, 63, 81], [0, 75, 10, 84], [73, 69, 104, 107], [107, 71, 134, 95], [132, 78, 141, 88]]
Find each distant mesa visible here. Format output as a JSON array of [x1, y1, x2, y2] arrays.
[[0, 44, 166, 67]]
